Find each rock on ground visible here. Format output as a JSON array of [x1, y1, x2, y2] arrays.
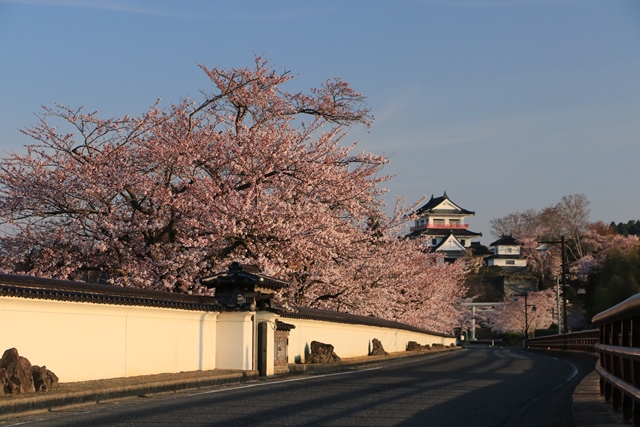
[[0, 348, 36, 395], [307, 341, 341, 363]]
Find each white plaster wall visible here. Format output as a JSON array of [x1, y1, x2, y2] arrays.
[[284, 317, 455, 363], [215, 311, 254, 371], [0, 296, 456, 382], [488, 258, 527, 267], [0, 296, 218, 382], [496, 246, 521, 256], [123, 308, 217, 377]]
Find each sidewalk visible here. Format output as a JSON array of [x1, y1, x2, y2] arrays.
[[572, 371, 624, 426], [0, 369, 258, 417]]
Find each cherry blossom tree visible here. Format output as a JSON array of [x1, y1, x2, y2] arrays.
[[487, 289, 558, 337], [0, 57, 468, 333]]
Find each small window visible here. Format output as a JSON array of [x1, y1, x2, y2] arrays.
[[460, 240, 466, 246], [506, 260, 515, 265], [432, 239, 438, 245]]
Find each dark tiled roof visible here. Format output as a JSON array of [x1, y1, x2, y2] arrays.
[[200, 262, 288, 290], [275, 319, 296, 331], [279, 306, 454, 338], [414, 192, 475, 216], [0, 274, 220, 312], [489, 235, 519, 246], [419, 210, 472, 216], [407, 228, 482, 238]]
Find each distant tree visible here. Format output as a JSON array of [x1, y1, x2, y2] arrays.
[[489, 209, 540, 239], [610, 220, 640, 236], [591, 221, 616, 238], [584, 236, 640, 317], [494, 198, 640, 321], [490, 194, 591, 262], [470, 243, 490, 256], [0, 57, 468, 333], [610, 221, 624, 235], [554, 194, 591, 258]]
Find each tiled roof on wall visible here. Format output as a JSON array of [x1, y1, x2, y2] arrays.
[[279, 306, 454, 338], [0, 274, 220, 312]]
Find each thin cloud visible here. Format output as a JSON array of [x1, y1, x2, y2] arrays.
[[1, 0, 192, 18], [1, 0, 338, 21], [414, 0, 567, 7]]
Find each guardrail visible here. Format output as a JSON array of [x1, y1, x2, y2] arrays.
[[592, 293, 640, 425], [524, 293, 640, 425], [525, 329, 598, 352]]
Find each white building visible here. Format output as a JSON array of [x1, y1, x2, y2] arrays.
[[407, 192, 482, 261], [486, 235, 527, 269]]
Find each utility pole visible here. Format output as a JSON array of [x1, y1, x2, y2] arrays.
[[537, 235, 567, 334]]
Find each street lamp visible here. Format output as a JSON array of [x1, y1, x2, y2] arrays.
[[536, 235, 568, 334]]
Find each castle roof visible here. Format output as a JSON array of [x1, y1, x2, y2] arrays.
[[414, 191, 475, 217], [407, 228, 482, 239], [489, 235, 519, 246]]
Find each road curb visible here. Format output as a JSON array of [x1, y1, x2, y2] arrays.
[[0, 371, 258, 417]]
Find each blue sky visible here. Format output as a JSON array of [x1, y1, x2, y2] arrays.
[[1, 0, 639, 244]]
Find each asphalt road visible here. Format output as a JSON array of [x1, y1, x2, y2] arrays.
[[2, 347, 597, 427]]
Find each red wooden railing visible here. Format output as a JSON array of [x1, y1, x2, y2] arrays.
[[410, 223, 470, 232], [525, 329, 599, 352], [592, 294, 640, 425]]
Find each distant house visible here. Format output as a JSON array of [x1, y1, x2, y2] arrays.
[[486, 235, 527, 269], [406, 192, 482, 262]]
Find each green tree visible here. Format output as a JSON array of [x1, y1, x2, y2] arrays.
[[610, 220, 640, 236], [586, 244, 640, 318]]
